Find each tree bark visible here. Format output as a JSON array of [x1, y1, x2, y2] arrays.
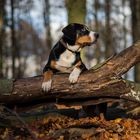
[[0, 41, 140, 109], [11, 0, 16, 78], [94, 0, 101, 63], [0, 0, 5, 78], [104, 0, 114, 58], [130, 0, 140, 82], [65, 0, 86, 24], [43, 0, 52, 51]]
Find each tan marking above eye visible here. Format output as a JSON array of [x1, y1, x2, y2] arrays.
[[76, 36, 92, 44]]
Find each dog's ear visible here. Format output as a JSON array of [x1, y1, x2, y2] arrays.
[[62, 23, 76, 41]]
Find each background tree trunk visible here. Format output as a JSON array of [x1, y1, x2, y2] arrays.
[[122, 0, 128, 79], [94, 0, 101, 63], [11, 0, 16, 78], [65, 0, 86, 24], [43, 0, 52, 52], [104, 0, 114, 59], [130, 0, 140, 82], [0, 0, 6, 78]]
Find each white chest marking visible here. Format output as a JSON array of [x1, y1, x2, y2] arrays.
[[56, 50, 76, 68], [67, 44, 81, 52]]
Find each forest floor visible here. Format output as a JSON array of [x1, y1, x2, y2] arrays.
[[0, 101, 140, 140]]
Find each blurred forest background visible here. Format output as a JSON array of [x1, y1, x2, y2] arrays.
[[0, 0, 140, 82]]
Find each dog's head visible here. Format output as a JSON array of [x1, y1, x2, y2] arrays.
[[62, 23, 99, 50]]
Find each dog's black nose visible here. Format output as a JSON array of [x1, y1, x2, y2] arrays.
[[94, 33, 99, 38]]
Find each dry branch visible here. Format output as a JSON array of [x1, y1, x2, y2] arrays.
[[0, 41, 140, 109]]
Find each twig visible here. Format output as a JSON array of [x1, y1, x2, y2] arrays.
[[3, 106, 38, 140]]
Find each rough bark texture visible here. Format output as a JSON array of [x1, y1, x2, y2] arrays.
[[0, 41, 140, 109], [104, 0, 114, 58], [130, 0, 140, 82], [0, 0, 5, 77], [65, 0, 86, 24]]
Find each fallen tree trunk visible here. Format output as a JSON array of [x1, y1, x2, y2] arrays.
[[0, 41, 140, 109]]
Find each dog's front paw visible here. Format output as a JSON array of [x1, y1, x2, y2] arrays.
[[42, 80, 52, 92], [69, 73, 78, 83], [69, 68, 81, 84]]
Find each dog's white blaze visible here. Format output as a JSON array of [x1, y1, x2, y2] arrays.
[[42, 80, 52, 92], [56, 50, 76, 68], [89, 31, 96, 42], [69, 67, 81, 83]]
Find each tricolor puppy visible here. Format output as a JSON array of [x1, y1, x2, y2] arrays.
[[42, 23, 99, 92]]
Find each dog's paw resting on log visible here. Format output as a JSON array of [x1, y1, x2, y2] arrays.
[[42, 23, 99, 92]]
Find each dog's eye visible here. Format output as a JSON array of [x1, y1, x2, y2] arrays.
[[85, 26, 89, 31], [81, 28, 89, 35], [82, 28, 86, 32]]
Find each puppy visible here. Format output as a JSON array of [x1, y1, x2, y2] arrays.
[[42, 23, 99, 92]]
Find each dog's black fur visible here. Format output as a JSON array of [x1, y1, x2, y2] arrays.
[[42, 23, 99, 92]]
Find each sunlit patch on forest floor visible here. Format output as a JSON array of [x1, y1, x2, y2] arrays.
[[1, 113, 140, 140], [1, 101, 140, 140]]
